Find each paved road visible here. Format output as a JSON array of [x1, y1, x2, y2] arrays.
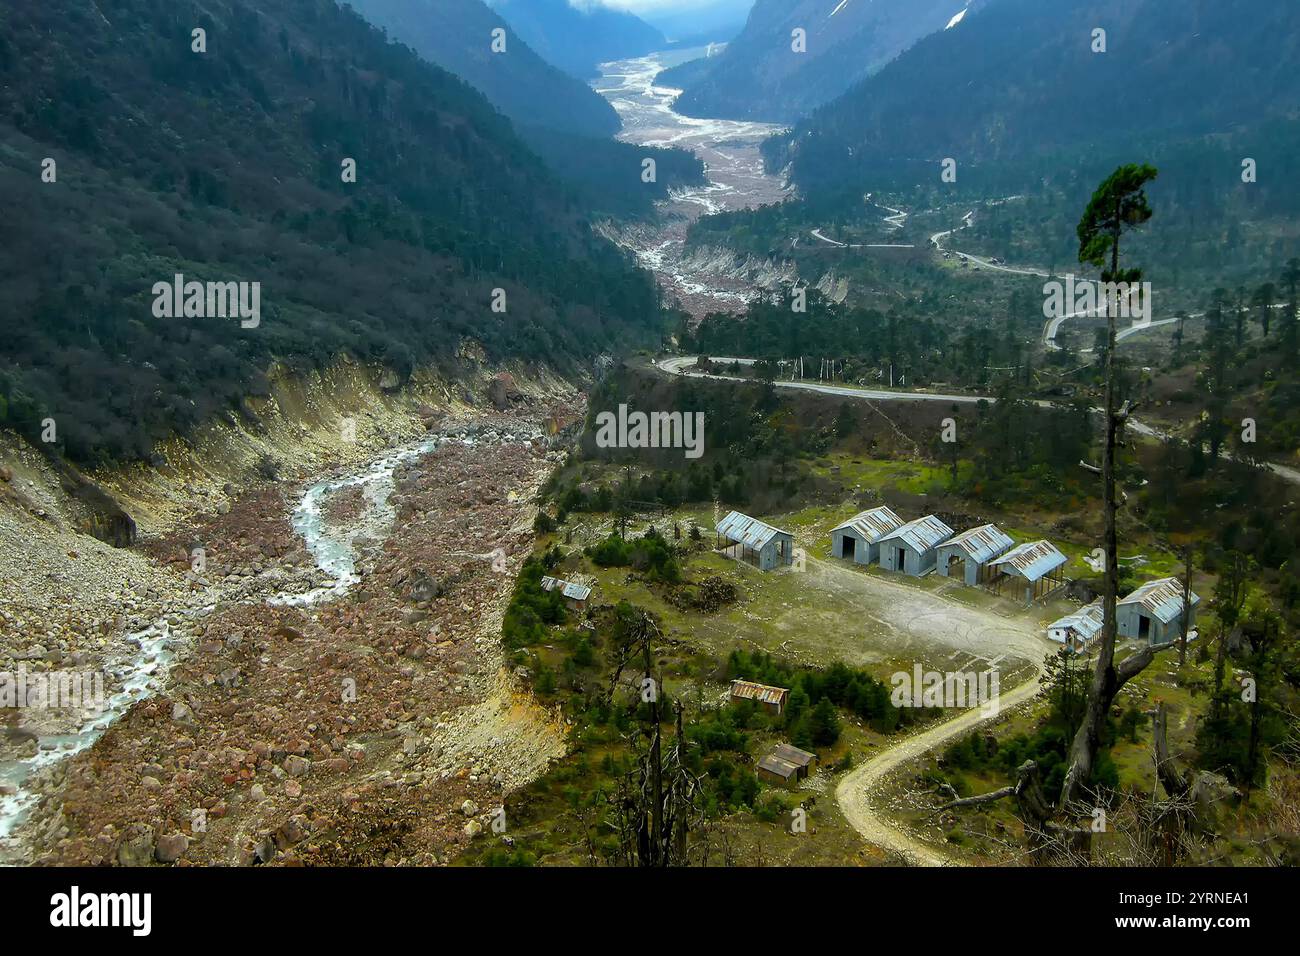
[[810, 228, 915, 250], [656, 355, 989, 405], [653, 355, 1300, 488]]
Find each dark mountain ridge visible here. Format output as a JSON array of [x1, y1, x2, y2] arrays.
[[0, 0, 662, 463]]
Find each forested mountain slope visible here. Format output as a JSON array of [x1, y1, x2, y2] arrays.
[[489, 0, 665, 79], [345, 0, 621, 137], [0, 0, 662, 463], [760, 0, 1300, 277], [662, 0, 978, 122], [347, 0, 704, 217], [769, 0, 1300, 191]]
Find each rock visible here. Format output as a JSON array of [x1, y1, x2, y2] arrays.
[[460, 799, 479, 817], [116, 824, 156, 867], [404, 569, 441, 604], [283, 755, 310, 777], [486, 372, 522, 410], [463, 819, 482, 838], [172, 702, 195, 724], [253, 835, 278, 865], [284, 779, 302, 799], [155, 832, 190, 863]]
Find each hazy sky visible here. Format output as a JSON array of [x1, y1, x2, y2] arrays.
[[581, 0, 748, 15]]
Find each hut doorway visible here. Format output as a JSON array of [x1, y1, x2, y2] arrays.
[[841, 537, 856, 559]]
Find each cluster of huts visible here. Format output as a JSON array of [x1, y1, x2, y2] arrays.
[[715, 508, 1200, 654], [728, 680, 816, 788], [1047, 577, 1200, 653], [828, 505, 1072, 602], [714, 506, 1070, 602]]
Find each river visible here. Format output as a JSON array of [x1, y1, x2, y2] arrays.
[[0, 425, 533, 862], [593, 49, 790, 318]]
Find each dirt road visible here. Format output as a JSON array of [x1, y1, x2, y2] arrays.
[[835, 661, 1044, 866]]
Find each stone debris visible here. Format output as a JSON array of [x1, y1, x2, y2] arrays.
[[3, 394, 577, 866]]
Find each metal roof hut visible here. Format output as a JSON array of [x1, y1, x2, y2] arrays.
[[757, 742, 816, 788], [831, 506, 903, 565], [715, 511, 794, 571], [756, 753, 801, 788], [1118, 577, 1201, 646], [1048, 600, 1104, 653], [771, 743, 816, 778], [877, 515, 954, 576], [936, 523, 1015, 586], [989, 540, 1068, 602], [729, 679, 790, 716], [540, 575, 592, 611]]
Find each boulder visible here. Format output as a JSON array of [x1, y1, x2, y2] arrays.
[[116, 823, 156, 867], [155, 832, 190, 863], [486, 372, 523, 410]]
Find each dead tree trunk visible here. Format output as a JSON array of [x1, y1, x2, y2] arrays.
[[1060, 213, 1124, 811]]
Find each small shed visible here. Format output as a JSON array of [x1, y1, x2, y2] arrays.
[[877, 515, 954, 576], [729, 679, 789, 716], [715, 511, 795, 571], [756, 753, 801, 788], [831, 506, 904, 565], [989, 540, 1068, 602], [1048, 600, 1104, 653], [937, 523, 1015, 586], [540, 575, 592, 611], [1118, 577, 1200, 646], [757, 743, 816, 788], [771, 742, 816, 779]]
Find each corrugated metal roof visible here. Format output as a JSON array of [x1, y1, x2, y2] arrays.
[[939, 523, 1014, 563], [757, 754, 799, 779], [716, 511, 791, 550], [832, 506, 903, 543], [730, 679, 789, 706], [879, 514, 954, 553], [540, 575, 592, 602], [1049, 600, 1105, 641], [1119, 577, 1200, 624], [990, 540, 1067, 582], [772, 743, 815, 768]]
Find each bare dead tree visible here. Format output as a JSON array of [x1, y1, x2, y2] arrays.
[[603, 609, 703, 867]]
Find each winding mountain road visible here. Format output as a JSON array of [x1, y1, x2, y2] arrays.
[[836, 663, 1045, 866], [654, 355, 1300, 486]]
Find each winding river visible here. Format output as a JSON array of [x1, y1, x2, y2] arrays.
[[0, 426, 529, 861], [593, 50, 789, 317]]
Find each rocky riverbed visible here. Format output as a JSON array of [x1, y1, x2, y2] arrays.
[[1, 385, 576, 866]]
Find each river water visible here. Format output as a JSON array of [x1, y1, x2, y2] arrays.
[[593, 49, 789, 317], [0, 426, 533, 860]]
